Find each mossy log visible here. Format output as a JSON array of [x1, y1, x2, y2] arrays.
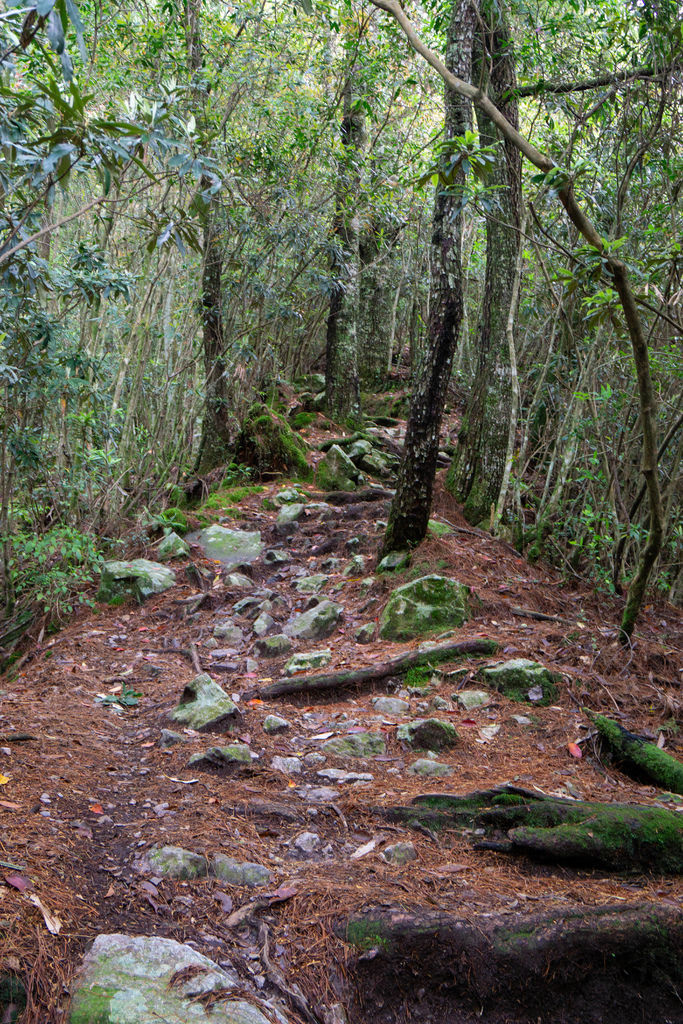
[[380, 783, 683, 872], [338, 902, 683, 1024], [309, 486, 394, 504], [258, 638, 498, 699], [592, 712, 683, 794]]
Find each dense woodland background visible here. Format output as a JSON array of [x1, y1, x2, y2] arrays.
[[0, 0, 681, 645]]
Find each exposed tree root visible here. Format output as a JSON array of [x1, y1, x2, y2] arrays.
[[591, 712, 683, 794]]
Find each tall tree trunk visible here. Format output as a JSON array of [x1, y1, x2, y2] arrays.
[[447, 0, 522, 526], [380, 0, 476, 556], [325, 76, 365, 422], [358, 222, 396, 389]]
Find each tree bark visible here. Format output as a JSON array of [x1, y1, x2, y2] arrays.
[[447, 2, 522, 525], [325, 76, 365, 422], [379, 0, 476, 556]]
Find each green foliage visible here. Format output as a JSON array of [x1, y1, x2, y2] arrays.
[[95, 683, 143, 708], [5, 525, 102, 619]]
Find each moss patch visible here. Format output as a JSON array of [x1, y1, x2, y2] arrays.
[[234, 404, 311, 478]]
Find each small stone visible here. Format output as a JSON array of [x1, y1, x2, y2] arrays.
[[382, 842, 417, 865], [204, 637, 220, 649], [275, 503, 305, 535], [159, 729, 184, 747], [284, 649, 332, 674], [147, 845, 207, 879], [296, 786, 339, 803], [343, 554, 366, 576], [188, 744, 252, 769], [264, 549, 290, 564], [511, 714, 533, 725], [346, 537, 360, 552], [283, 602, 343, 641], [377, 550, 410, 573], [271, 755, 302, 775], [224, 572, 254, 589], [295, 575, 328, 594], [322, 732, 386, 758], [372, 696, 410, 716], [456, 690, 490, 710], [233, 595, 263, 616], [427, 519, 452, 538], [303, 752, 326, 768], [354, 622, 375, 644], [211, 855, 271, 887], [245, 657, 258, 673], [253, 612, 275, 636], [321, 557, 342, 571], [192, 525, 263, 567], [317, 769, 373, 783], [274, 487, 305, 505], [97, 559, 176, 604], [431, 696, 453, 710], [263, 715, 291, 735], [478, 659, 559, 705], [408, 758, 453, 777], [213, 621, 244, 642], [397, 718, 459, 750], [315, 445, 365, 491], [157, 531, 190, 561], [293, 831, 320, 855]]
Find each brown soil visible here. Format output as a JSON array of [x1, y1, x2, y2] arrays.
[[1, 418, 681, 1024]]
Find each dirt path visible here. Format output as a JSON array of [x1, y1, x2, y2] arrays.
[[1, 447, 681, 1022]]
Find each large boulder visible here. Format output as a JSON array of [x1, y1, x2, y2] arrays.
[[192, 526, 263, 568], [283, 601, 342, 640], [68, 933, 277, 1024], [379, 574, 472, 640], [168, 674, 241, 732], [315, 445, 364, 491], [97, 560, 175, 604]]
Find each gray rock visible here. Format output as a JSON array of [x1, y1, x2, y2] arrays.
[[264, 549, 290, 564], [372, 696, 410, 716], [408, 758, 453, 777], [274, 487, 305, 505], [211, 855, 271, 887], [456, 690, 490, 710], [253, 612, 275, 636], [316, 769, 373, 783], [157, 531, 190, 561], [478, 659, 559, 705], [97, 559, 176, 603], [294, 575, 328, 595], [159, 729, 185, 747], [213, 621, 244, 643], [284, 649, 332, 674], [224, 572, 254, 589], [379, 574, 472, 640], [188, 744, 252, 769], [431, 696, 454, 711], [295, 786, 339, 803], [343, 555, 366, 576], [321, 557, 342, 571], [511, 714, 534, 725], [275, 503, 305, 536], [292, 831, 320, 855], [169, 674, 241, 732], [283, 602, 342, 641], [396, 718, 459, 750], [233, 595, 263, 616], [322, 732, 386, 758], [315, 445, 365, 491], [303, 752, 326, 768], [192, 525, 263, 567], [68, 933, 273, 1024], [263, 715, 291, 735], [382, 842, 417, 865], [147, 845, 208, 879], [254, 634, 292, 658], [271, 756, 302, 775], [354, 622, 375, 644], [377, 550, 410, 573]]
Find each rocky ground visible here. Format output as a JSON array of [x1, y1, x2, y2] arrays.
[[1, 418, 682, 1024]]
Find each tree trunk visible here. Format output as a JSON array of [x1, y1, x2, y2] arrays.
[[447, 1, 522, 526], [380, 0, 476, 556], [325, 77, 365, 422], [358, 224, 395, 390]]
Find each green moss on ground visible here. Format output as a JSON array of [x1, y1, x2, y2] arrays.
[[234, 404, 311, 479]]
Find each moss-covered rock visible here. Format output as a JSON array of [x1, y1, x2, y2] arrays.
[[157, 531, 190, 561], [192, 525, 263, 567], [210, 855, 271, 887], [283, 601, 342, 640], [378, 575, 472, 640], [323, 732, 386, 758], [397, 718, 459, 751], [188, 744, 252, 770], [68, 933, 273, 1024], [147, 845, 208, 879], [97, 559, 176, 603], [253, 634, 292, 658], [168, 673, 241, 732], [592, 714, 683, 794], [478, 659, 559, 705], [234, 403, 311, 478], [315, 445, 364, 491]]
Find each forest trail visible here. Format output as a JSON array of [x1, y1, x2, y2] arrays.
[[1, 416, 682, 1024]]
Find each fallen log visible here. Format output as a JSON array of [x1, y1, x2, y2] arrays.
[[258, 638, 498, 699], [591, 712, 683, 794], [380, 783, 683, 873], [338, 902, 683, 1024], [309, 486, 394, 504]]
